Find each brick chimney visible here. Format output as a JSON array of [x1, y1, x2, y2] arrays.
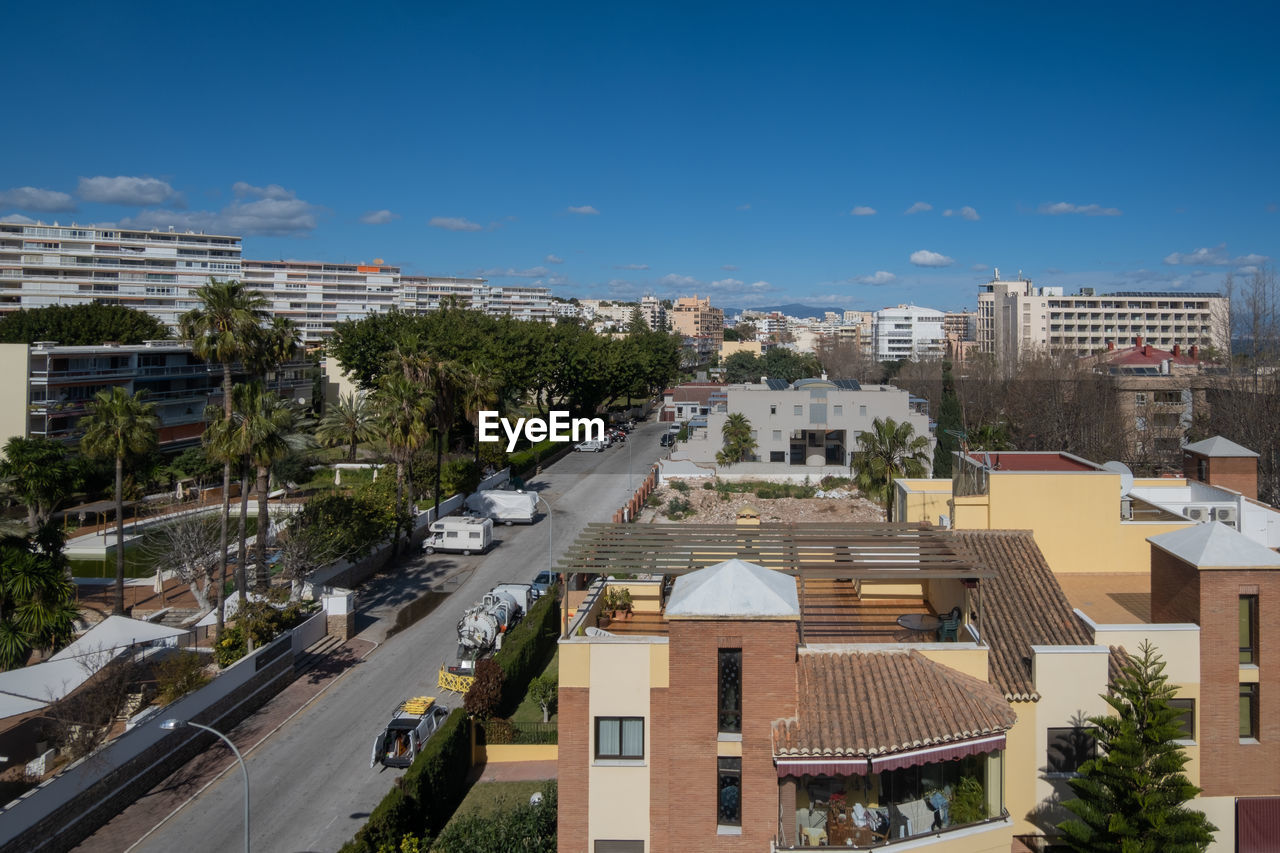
[[1135, 335, 1144, 348], [1143, 344, 1150, 357], [1173, 344, 1181, 357], [1107, 341, 1115, 351], [1191, 345, 1199, 360]]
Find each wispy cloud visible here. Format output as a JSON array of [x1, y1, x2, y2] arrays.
[[429, 216, 483, 232], [1, 213, 36, 224], [567, 205, 599, 215], [971, 263, 989, 272], [614, 263, 649, 270], [360, 209, 398, 225], [1038, 201, 1122, 216], [545, 254, 564, 264], [120, 182, 323, 236], [480, 266, 551, 278], [0, 186, 76, 212], [943, 206, 980, 221], [79, 176, 179, 206], [657, 273, 699, 289], [904, 201, 932, 215], [855, 271, 897, 285], [910, 250, 954, 267], [721, 264, 739, 271], [850, 206, 876, 216], [708, 278, 772, 292], [736, 203, 751, 211], [1163, 243, 1270, 266]]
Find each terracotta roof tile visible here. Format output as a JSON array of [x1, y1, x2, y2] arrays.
[[1107, 645, 1131, 689], [949, 530, 1092, 701], [772, 650, 1016, 757]]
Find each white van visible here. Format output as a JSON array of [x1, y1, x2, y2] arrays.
[[422, 517, 493, 556], [464, 490, 537, 525]]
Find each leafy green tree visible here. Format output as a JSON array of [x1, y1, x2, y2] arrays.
[[1059, 641, 1216, 852], [327, 309, 420, 389], [715, 412, 757, 467], [933, 361, 962, 479], [179, 279, 268, 639], [851, 417, 931, 521], [0, 526, 77, 670], [458, 363, 500, 464], [0, 437, 74, 532], [79, 387, 158, 615], [528, 675, 558, 723], [373, 371, 431, 555], [290, 485, 398, 563], [723, 350, 762, 383], [316, 392, 377, 461], [968, 422, 1014, 452], [0, 303, 170, 345]]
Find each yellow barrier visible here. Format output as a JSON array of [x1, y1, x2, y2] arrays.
[[438, 665, 475, 695]]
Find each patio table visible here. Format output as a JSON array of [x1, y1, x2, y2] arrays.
[[896, 613, 942, 635]]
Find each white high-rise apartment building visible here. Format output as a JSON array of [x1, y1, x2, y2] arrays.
[[977, 269, 1229, 361], [242, 259, 405, 344], [0, 220, 242, 326], [872, 304, 945, 361]]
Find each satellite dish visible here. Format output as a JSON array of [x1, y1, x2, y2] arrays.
[[1101, 461, 1134, 496]]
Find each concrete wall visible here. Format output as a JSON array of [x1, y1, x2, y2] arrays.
[[0, 344, 29, 448]]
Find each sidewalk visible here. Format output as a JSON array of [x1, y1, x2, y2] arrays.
[[73, 636, 374, 853]]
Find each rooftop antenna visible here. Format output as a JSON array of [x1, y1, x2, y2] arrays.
[[993, 267, 1000, 281]]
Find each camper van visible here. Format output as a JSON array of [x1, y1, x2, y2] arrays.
[[464, 490, 538, 525], [422, 517, 493, 556]]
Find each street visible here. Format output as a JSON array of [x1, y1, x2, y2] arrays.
[[125, 420, 667, 853]]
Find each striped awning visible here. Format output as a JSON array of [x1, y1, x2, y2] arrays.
[[776, 734, 1006, 778], [776, 757, 870, 778]]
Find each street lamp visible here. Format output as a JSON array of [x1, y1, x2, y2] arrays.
[[160, 719, 250, 853], [534, 494, 565, 637]]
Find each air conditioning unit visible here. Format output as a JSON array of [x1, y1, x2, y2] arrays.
[[1213, 506, 1238, 528], [1184, 505, 1210, 522]]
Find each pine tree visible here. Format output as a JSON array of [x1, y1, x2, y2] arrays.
[[1058, 641, 1216, 852], [933, 361, 962, 478]]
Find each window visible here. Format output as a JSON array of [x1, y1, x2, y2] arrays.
[[718, 649, 742, 733], [793, 405, 802, 416], [772, 430, 782, 441], [1240, 684, 1259, 740], [1135, 392, 1147, 406], [770, 405, 777, 415], [769, 451, 785, 462], [1047, 725, 1096, 773], [1241, 595, 1259, 665], [718, 756, 741, 826], [859, 405, 867, 417], [595, 717, 644, 759], [833, 404, 843, 416], [1169, 698, 1195, 740]]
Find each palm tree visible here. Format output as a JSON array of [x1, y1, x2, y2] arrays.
[[373, 371, 432, 554], [404, 356, 468, 522], [458, 364, 500, 465], [316, 392, 377, 461], [79, 387, 158, 615], [179, 280, 267, 638], [251, 392, 310, 589], [716, 412, 756, 467], [0, 528, 78, 670], [0, 437, 74, 532], [851, 417, 931, 522]]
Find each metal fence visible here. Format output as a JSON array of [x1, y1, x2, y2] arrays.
[[476, 719, 558, 745]]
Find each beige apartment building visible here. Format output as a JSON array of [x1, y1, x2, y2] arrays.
[[670, 295, 724, 341]]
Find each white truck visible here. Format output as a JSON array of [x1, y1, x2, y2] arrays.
[[422, 516, 493, 556], [454, 583, 537, 671], [370, 696, 450, 769], [464, 489, 538, 525]]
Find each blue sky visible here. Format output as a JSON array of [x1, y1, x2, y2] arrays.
[[2, 1, 1276, 312]]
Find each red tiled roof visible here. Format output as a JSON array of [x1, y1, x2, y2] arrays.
[[772, 650, 1016, 758], [1102, 345, 1198, 367], [949, 530, 1093, 701], [1107, 645, 1131, 689]]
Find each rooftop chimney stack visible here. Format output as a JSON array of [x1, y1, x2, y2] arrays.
[[1135, 335, 1144, 348], [1173, 344, 1181, 357]]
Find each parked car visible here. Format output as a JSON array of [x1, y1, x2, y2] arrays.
[[531, 570, 555, 597], [371, 697, 450, 769], [660, 432, 676, 447], [575, 439, 604, 452]]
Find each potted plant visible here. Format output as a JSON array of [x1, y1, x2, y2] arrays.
[[603, 586, 633, 619]]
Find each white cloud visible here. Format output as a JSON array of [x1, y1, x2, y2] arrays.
[[850, 206, 876, 216], [855, 271, 896, 285], [971, 263, 989, 272], [78, 176, 178, 206], [1, 213, 36, 224], [429, 216, 483, 232], [0, 186, 76, 212], [657, 273, 699, 289], [709, 278, 771, 292], [614, 263, 649, 270], [1238, 266, 1260, 276], [567, 205, 599, 215], [120, 183, 323, 236], [1163, 244, 1271, 266], [904, 201, 932, 215], [360, 209, 398, 225], [909, 250, 955, 267], [480, 266, 551, 278], [545, 254, 564, 264], [943, 205, 980, 221], [721, 264, 739, 271], [1038, 202, 1122, 216]]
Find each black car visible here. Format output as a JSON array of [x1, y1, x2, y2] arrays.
[[660, 432, 676, 447]]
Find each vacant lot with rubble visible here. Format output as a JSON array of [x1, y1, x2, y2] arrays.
[[637, 478, 886, 524]]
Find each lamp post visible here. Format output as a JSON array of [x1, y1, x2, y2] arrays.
[[160, 719, 249, 852], [534, 494, 564, 637]]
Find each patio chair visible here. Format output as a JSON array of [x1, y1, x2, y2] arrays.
[[937, 606, 962, 641]]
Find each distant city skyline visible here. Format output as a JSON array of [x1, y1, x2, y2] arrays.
[[2, 2, 1275, 312]]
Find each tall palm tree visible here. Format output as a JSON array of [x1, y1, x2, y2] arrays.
[[316, 392, 377, 461], [402, 356, 468, 521], [851, 417, 931, 522], [251, 392, 310, 589], [179, 280, 267, 638], [716, 412, 756, 467], [458, 364, 500, 465], [79, 387, 158, 615], [373, 371, 431, 555]]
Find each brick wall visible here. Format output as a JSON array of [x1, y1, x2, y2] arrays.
[[660, 619, 799, 852], [1185, 451, 1258, 500], [1198, 570, 1280, 796], [557, 686, 589, 853], [1150, 549, 1201, 624]]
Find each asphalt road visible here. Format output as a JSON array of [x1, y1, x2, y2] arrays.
[[131, 419, 669, 853]]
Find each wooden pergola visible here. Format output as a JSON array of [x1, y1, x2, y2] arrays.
[[557, 522, 995, 642]]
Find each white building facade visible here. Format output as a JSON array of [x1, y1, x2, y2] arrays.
[[872, 304, 945, 361]]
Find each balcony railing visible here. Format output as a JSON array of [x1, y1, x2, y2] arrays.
[[778, 808, 1010, 849]]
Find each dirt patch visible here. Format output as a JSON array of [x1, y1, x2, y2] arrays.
[[640, 482, 885, 524]]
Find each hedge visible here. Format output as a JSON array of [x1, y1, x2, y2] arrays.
[[493, 585, 562, 714], [509, 439, 574, 478], [338, 707, 472, 853]]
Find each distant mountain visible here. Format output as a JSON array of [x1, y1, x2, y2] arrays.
[[721, 303, 848, 318]]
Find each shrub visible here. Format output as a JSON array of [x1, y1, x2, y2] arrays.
[[155, 651, 210, 703], [492, 585, 561, 713], [464, 659, 505, 720], [646, 493, 663, 507], [670, 479, 690, 494], [702, 480, 715, 490], [482, 717, 516, 744], [432, 780, 557, 853], [665, 497, 693, 519]]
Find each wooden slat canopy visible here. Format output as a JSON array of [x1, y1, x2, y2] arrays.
[[556, 522, 995, 580]]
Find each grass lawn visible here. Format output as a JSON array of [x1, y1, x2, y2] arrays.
[[296, 464, 379, 493], [446, 780, 552, 826], [510, 647, 558, 724]]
